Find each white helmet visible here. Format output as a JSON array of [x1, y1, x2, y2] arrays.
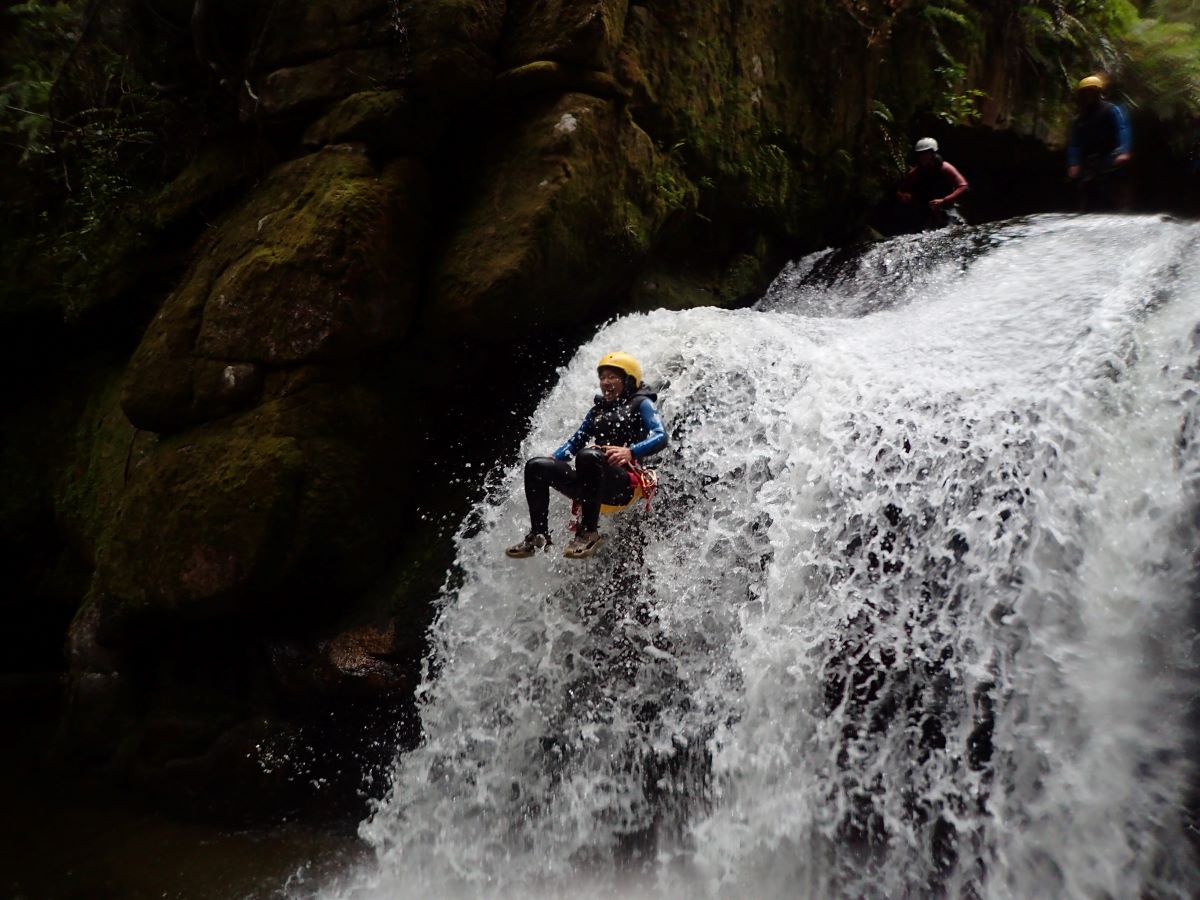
[[914, 137, 939, 153]]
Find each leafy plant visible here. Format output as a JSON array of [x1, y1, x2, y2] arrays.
[[0, 1, 84, 161], [0, 1, 201, 319], [1113, 1, 1200, 123]]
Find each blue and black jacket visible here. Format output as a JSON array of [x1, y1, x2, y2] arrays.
[[553, 386, 667, 461], [1067, 100, 1132, 168]]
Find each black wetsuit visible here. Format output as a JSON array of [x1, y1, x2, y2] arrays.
[[898, 159, 969, 231], [1068, 100, 1132, 211], [525, 386, 666, 534]]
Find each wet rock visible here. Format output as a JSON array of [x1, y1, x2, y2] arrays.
[[247, 47, 403, 120], [193, 152, 424, 364], [504, 0, 631, 69], [270, 623, 409, 701], [401, 0, 506, 107], [122, 714, 315, 820], [250, 0, 397, 73], [122, 145, 428, 433], [53, 371, 149, 567], [94, 430, 307, 625], [325, 624, 403, 687], [429, 93, 693, 341], [301, 90, 434, 152], [248, 0, 506, 119], [96, 376, 408, 644], [149, 137, 267, 230], [66, 596, 122, 676], [55, 600, 131, 765], [190, 360, 264, 420], [494, 60, 625, 101]]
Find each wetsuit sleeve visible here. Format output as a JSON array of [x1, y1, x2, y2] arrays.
[[552, 411, 593, 461], [629, 399, 668, 459], [1112, 104, 1132, 156], [940, 162, 969, 202]]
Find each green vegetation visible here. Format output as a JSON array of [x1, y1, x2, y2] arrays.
[[0, 0, 217, 322], [652, 141, 698, 213], [0, 1, 83, 162], [1120, 1, 1200, 124]]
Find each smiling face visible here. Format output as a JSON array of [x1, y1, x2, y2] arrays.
[[598, 366, 626, 401]]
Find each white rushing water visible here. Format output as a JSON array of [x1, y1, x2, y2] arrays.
[[312, 215, 1200, 900]]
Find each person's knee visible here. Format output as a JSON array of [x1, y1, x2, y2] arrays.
[[576, 447, 606, 469], [525, 456, 557, 483]]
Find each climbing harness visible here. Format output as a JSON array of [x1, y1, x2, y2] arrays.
[[568, 464, 659, 531]]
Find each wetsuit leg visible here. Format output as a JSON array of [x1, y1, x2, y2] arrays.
[[574, 448, 635, 532], [524, 457, 576, 534]]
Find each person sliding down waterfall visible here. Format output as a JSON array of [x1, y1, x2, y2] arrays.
[[506, 352, 667, 560]]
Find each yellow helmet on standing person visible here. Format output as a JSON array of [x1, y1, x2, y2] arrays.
[[597, 351, 643, 388], [1077, 75, 1105, 92]]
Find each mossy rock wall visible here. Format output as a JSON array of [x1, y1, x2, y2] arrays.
[[428, 93, 690, 339], [0, 0, 1113, 817]]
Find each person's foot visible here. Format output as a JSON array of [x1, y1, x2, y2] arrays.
[[563, 530, 604, 559], [505, 532, 552, 559]]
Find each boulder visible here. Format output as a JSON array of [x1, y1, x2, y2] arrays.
[[504, 0, 631, 70], [149, 137, 268, 231], [94, 430, 307, 626], [494, 60, 625, 101], [428, 94, 694, 341], [97, 377, 406, 637], [54, 371, 153, 568], [122, 146, 428, 433], [248, 47, 403, 120], [401, 0, 506, 106], [269, 622, 411, 702], [301, 90, 435, 153], [246, 0, 505, 122], [250, 0, 396, 73]]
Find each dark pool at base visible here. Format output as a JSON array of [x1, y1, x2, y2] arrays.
[[0, 685, 365, 900], [0, 775, 366, 899]]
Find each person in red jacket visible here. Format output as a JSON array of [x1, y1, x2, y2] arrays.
[[897, 137, 969, 230]]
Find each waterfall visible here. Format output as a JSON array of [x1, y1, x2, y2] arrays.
[[312, 215, 1200, 899]]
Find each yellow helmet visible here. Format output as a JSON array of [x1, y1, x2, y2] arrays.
[[1077, 75, 1105, 92], [597, 351, 643, 387]]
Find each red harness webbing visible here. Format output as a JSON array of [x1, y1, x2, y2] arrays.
[[568, 465, 658, 531]]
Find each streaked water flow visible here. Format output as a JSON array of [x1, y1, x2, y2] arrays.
[[314, 215, 1200, 899]]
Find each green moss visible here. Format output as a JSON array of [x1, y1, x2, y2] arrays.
[[650, 142, 699, 214], [95, 429, 307, 621], [150, 139, 261, 230], [504, 0, 630, 68], [54, 368, 146, 565], [302, 90, 412, 148], [123, 147, 427, 432], [626, 270, 722, 313], [496, 59, 625, 101], [430, 94, 677, 339]]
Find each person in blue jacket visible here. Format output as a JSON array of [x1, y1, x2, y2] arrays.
[[506, 351, 667, 560], [1067, 75, 1132, 211]]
